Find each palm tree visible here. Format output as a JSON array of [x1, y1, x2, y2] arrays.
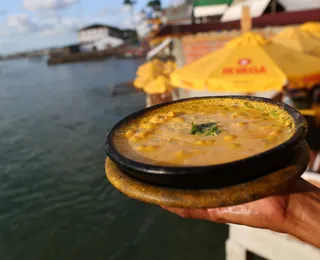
[[123, 0, 136, 6], [147, 0, 162, 11], [123, 0, 137, 28]]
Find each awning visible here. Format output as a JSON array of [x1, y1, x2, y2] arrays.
[[146, 38, 172, 60], [194, 0, 233, 18], [194, 4, 229, 18], [194, 0, 233, 7], [154, 8, 320, 38], [278, 0, 320, 11], [221, 0, 271, 22]]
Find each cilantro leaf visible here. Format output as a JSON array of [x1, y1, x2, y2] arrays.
[[270, 111, 279, 118], [190, 122, 221, 136]]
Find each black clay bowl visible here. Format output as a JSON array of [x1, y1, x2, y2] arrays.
[[105, 96, 307, 189]]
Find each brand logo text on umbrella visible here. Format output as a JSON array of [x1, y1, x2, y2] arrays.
[[238, 59, 252, 66], [222, 59, 267, 75]]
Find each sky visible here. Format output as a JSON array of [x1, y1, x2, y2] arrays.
[[0, 0, 179, 54]]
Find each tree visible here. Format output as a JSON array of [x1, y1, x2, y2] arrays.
[[123, 0, 136, 5], [123, 0, 137, 28], [147, 0, 162, 11]]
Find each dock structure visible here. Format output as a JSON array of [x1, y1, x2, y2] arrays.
[[226, 224, 320, 260]]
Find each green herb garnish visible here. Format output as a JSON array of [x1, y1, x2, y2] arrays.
[[190, 122, 204, 135], [190, 122, 221, 136], [270, 111, 279, 118], [244, 102, 253, 109]]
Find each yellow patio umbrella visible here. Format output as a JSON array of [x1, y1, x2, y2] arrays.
[[136, 62, 152, 76], [134, 70, 158, 88], [134, 75, 153, 89], [136, 59, 164, 76], [300, 22, 320, 39], [171, 32, 320, 92], [134, 59, 164, 88], [272, 27, 320, 56], [143, 76, 173, 94], [163, 60, 177, 75]]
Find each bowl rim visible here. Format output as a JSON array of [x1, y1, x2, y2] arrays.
[[105, 95, 307, 175]]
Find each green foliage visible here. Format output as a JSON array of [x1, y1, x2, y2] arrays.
[[190, 122, 221, 136], [123, 0, 136, 6], [147, 0, 162, 11]]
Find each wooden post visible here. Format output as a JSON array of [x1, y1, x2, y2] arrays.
[[271, 0, 277, 14], [241, 5, 253, 96], [241, 5, 252, 33]]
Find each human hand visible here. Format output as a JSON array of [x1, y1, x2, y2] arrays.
[[162, 178, 320, 248]]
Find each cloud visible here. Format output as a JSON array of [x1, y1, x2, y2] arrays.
[[96, 7, 120, 17], [0, 10, 7, 15], [86, 4, 138, 29], [40, 17, 83, 35], [172, 0, 186, 6], [120, 9, 147, 29], [3, 13, 82, 37], [23, 0, 78, 11], [0, 24, 11, 37], [93, 4, 146, 29], [7, 14, 42, 33]]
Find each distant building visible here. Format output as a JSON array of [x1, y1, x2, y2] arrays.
[[193, 0, 233, 23], [78, 24, 127, 51], [191, 0, 319, 24], [221, 0, 285, 22], [122, 29, 138, 41], [78, 24, 123, 43], [278, 0, 320, 11], [136, 20, 151, 38], [162, 3, 194, 25]]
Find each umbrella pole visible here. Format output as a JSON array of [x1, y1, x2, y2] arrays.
[[241, 5, 252, 34], [242, 6, 252, 97], [271, 0, 277, 14]]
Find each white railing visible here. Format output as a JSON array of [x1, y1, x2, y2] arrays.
[[226, 171, 320, 260]]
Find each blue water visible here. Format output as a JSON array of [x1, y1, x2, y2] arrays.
[[0, 58, 228, 260]]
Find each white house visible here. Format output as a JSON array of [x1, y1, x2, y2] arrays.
[[78, 24, 125, 51]]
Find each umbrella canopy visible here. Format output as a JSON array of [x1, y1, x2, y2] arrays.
[[300, 22, 320, 39], [134, 75, 155, 89], [135, 59, 177, 90], [171, 32, 320, 92], [272, 27, 320, 56], [134, 70, 159, 89], [143, 76, 173, 94], [134, 59, 164, 89], [163, 60, 177, 75], [136, 59, 164, 76]]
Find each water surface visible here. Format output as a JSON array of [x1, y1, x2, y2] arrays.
[[0, 58, 228, 260]]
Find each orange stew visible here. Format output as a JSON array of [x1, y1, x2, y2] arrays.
[[114, 105, 292, 166]]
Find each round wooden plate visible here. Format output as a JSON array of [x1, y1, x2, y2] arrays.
[[106, 96, 307, 189], [105, 141, 309, 208]]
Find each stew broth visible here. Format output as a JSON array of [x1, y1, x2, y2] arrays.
[[114, 101, 294, 166]]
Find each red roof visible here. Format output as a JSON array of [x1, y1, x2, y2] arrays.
[[156, 8, 320, 37]]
